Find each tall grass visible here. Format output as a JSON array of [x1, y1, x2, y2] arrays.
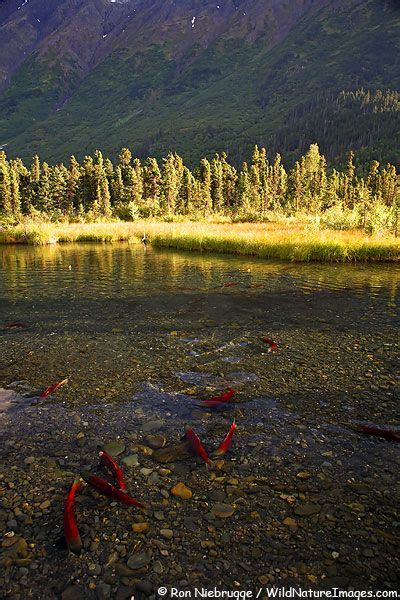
[[0, 220, 399, 262], [0, 222, 141, 245]]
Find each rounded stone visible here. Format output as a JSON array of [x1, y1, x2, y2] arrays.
[[145, 434, 166, 449], [160, 529, 174, 540], [132, 523, 150, 534], [121, 454, 139, 468], [103, 440, 125, 457], [171, 482, 193, 500], [211, 503, 235, 518], [127, 552, 152, 570]]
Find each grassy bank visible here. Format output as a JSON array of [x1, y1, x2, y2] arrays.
[[0, 221, 399, 262]]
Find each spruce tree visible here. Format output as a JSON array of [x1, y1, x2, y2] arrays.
[[9, 161, 22, 221], [0, 151, 12, 219], [180, 167, 196, 216], [198, 158, 212, 216], [211, 154, 224, 214], [67, 156, 80, 213], [220, 152, 237, 211], [78, 156, 95, 211], [99, 171, 112, 218], [49, 165, 68, 214], [288, 160, 303, 213], [143, 158, 162, 216], [236, 162, 252, 217]]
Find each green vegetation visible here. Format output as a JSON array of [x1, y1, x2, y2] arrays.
[[0, 221, 398, 263], [1, 143, 398, 232], [0, 0, 399, 166], [1, 141, 398, 262]]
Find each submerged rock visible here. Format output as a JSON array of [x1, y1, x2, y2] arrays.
[[127, 552, 152, 570], [103, 439, 125, 456], [153, 442, 192, 463], [146, 434, 166, 449], [122, 454, 139, 468], [283, 517, 298, 530], [211, 503, 235, 518], [171, 482, 193, 500], [294, 503, 321, 516], [160, 528, 174, 540], [142, 420, 164, 433], [132, 522, 150, 534]]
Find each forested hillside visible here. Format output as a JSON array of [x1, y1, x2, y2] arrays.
[[0, 0, 399, 166]]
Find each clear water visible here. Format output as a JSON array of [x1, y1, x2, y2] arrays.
[[0, 243, 398, 414], [1, 244, 399, 594]]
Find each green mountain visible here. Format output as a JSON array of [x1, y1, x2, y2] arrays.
[[0, 0, 399, 167]]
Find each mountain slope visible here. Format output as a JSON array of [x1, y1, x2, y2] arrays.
[[0, 0, 399, 166]]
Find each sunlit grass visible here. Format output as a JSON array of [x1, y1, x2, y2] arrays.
[[0, 220, 399, 262]]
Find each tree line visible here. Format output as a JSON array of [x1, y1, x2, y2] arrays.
[[0, 144, 398, 233]]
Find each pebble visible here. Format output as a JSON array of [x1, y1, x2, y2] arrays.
[[211, 503, 235, 518], [61, 586, 86, 600], [142, 420, 164, 433], [296, 471, 311, 480], [24, 457, 35, 465], [140, 468, 153, 477], [152, 442, 192, 463], [97, 583, 111, 599], [121, 454, 139, 467], [148, 472, 160, 485], [39, 500, 51, 510], [2, 536, 18, 549], [126, 552, 152, 570], [160, 529, 174, 540], [146, 434, 166, 449], [159, 468, 171, 476], [294, 503, 321, 516], [132, 523, 150, 533], [283, 517, 298, 530], [136, 581, 153, 595], [171, 482, 193, 500], [103, 440, 125, 456], [153, 560, 164, 574], [1, 536, 28, 558], [88, 563, 102, 576], [115, 563, 135, 577]]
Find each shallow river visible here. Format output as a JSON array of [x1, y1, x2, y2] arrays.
[[0, 244, 399, 597]]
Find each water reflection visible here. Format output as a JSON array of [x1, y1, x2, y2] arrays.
[[0, 243, 399, 307]]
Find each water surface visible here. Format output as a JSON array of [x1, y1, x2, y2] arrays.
[[1, 244, 399, 594], [0, 243, 399, 414]]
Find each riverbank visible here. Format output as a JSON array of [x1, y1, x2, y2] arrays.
[[0, 221, 399, 262]]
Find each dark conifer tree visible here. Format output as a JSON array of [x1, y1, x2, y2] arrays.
[[9, 161, 22, 221], [0, 151, 12, 219], [67, 156, 80, 213], [198, 158, 212, 216], [143, 157, 162, 216]]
